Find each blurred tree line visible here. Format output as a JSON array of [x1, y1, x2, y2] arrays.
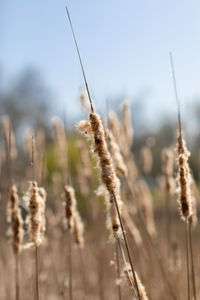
[[0, 67, 200, 182]]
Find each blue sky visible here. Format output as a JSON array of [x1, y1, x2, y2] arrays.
[[1, 0, 200, 127]]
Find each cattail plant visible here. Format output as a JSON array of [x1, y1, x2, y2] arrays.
[[66, 6, 142, 298], [24, 181, 47, 300], [64, 184, 85, 299], [7, 184, 24, 300], [64, 185, 76, 300], [170, 52, 196, 300]]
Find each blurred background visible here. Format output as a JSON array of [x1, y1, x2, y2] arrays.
[[1, 0, 200, 176], [1, 2, 200, 299]]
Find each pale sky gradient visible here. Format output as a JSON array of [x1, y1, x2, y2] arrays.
[[1, 0, 200, 127]]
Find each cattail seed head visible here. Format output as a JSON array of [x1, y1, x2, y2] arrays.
[[7, 185, 24, 254], [74, 211, 85, 248], [124, 265, 149, 300], [64, 185, 77, 231], [176, 136, 192, 220], [26, 181, 46, 248], [89, 112, 122, 235], [106, 129, 128, 177]]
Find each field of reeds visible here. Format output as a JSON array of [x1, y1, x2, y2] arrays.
[[0, 10, 200, 300]]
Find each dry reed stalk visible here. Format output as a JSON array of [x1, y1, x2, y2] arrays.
[[162, 148, 175, 255], [1, 115, 17, 161], [0, 144, 6, 175], [78, 112, 141, 300], [122, 206, 143, 247], [7, 184, 24, 300], [24, 181, 47, 300], [66, 8, 140, 298], [140, 143, 153, 175], [135, 180, 157, 238], [124, 177, 177, 300], [115, 240, 122, 300], [35, 128, 46, 183], [64, 185, 83, 300], [170, 52, 196, 300], [124, 265, 149, 300], [52, 117, 68, 181], [169, 239, 182, 272], [76, 139, 92, 196], [122, 101, 134, 148]]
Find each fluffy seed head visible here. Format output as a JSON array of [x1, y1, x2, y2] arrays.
[[26, 182, 46, 247], [176, 136, 192, 220], [124, 265, 149, 300], [89, 112, 122, 234], [64, 185, 77, 231], [106, 129, 128, 177], [7, 185, 24, 254], [74, 211, 84, 248]]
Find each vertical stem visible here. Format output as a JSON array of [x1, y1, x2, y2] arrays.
[[68, 231, 73, 300], [78, 247, 87, 298], [112, 192, 141, 300], [116, 237, 136, 298], [188, 219, 196, 300], [165, 193, 172, 258], [115, 241, 122, 300], [35, 246, 39, 300], [15, 253, 20, 300], [125, 178, 177, 300], [186, 220, 190, 300]]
